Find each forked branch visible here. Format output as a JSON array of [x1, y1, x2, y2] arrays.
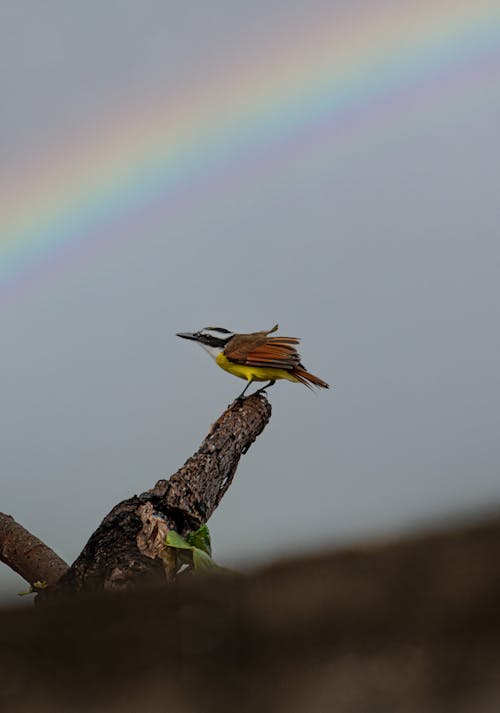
[[35, 393, 271, 597]]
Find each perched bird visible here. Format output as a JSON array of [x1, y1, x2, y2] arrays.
[[177, 324, 329, 399]]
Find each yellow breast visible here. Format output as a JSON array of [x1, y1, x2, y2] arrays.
[[215, 352, 298, 383]]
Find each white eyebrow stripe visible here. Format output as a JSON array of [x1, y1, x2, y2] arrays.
[[200, 328, 234, 339], [203, 327, 232, 334]]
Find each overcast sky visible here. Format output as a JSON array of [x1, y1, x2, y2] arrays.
[[1, 1, 499, 601]]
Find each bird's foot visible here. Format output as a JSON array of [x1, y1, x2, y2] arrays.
[[253, 380, 276, 396]]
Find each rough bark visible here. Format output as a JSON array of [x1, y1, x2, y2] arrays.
[[0, 513, 68, 587], [43, 393, 271, 597]]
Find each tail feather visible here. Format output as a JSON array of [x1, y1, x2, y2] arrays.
[[293, 367, 329, 390]]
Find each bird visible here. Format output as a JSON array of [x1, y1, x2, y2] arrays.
[[176, 324, 329, 399]]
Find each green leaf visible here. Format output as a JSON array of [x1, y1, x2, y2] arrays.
[[165, 530, 192, 550], [186, 525, 212, 556], [192, 547, 216, 571], [17, 580, 47, 597], [166, 526, 232, 576]]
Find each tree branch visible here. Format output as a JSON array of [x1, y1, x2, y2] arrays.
[[44, 393, 271, 597], [0, 512, 69, 587]]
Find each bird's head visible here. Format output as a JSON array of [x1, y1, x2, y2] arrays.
[[176, 327, 234, 358]]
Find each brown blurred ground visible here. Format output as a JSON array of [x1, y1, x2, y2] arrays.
[[1, 515, 500, 713]]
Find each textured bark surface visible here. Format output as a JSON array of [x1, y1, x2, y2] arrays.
[[2, 515, 500, 713], [45, 393, 271, 596], [0, 512, 68, 587]]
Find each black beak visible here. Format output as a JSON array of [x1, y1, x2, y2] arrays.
[[176, 331, 199, 341]]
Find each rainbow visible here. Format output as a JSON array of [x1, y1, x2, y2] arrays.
[[1, 0, 499, 301]]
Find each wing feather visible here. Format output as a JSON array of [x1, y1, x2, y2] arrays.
[[226, 336, 302, 369]]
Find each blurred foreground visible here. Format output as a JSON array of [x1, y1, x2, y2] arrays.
[[1, 514, 500, 713]]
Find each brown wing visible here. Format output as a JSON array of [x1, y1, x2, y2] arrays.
[[226, 335, 302, 370]]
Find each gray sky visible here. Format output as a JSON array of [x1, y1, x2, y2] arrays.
[[1, 1, 500, 600]]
